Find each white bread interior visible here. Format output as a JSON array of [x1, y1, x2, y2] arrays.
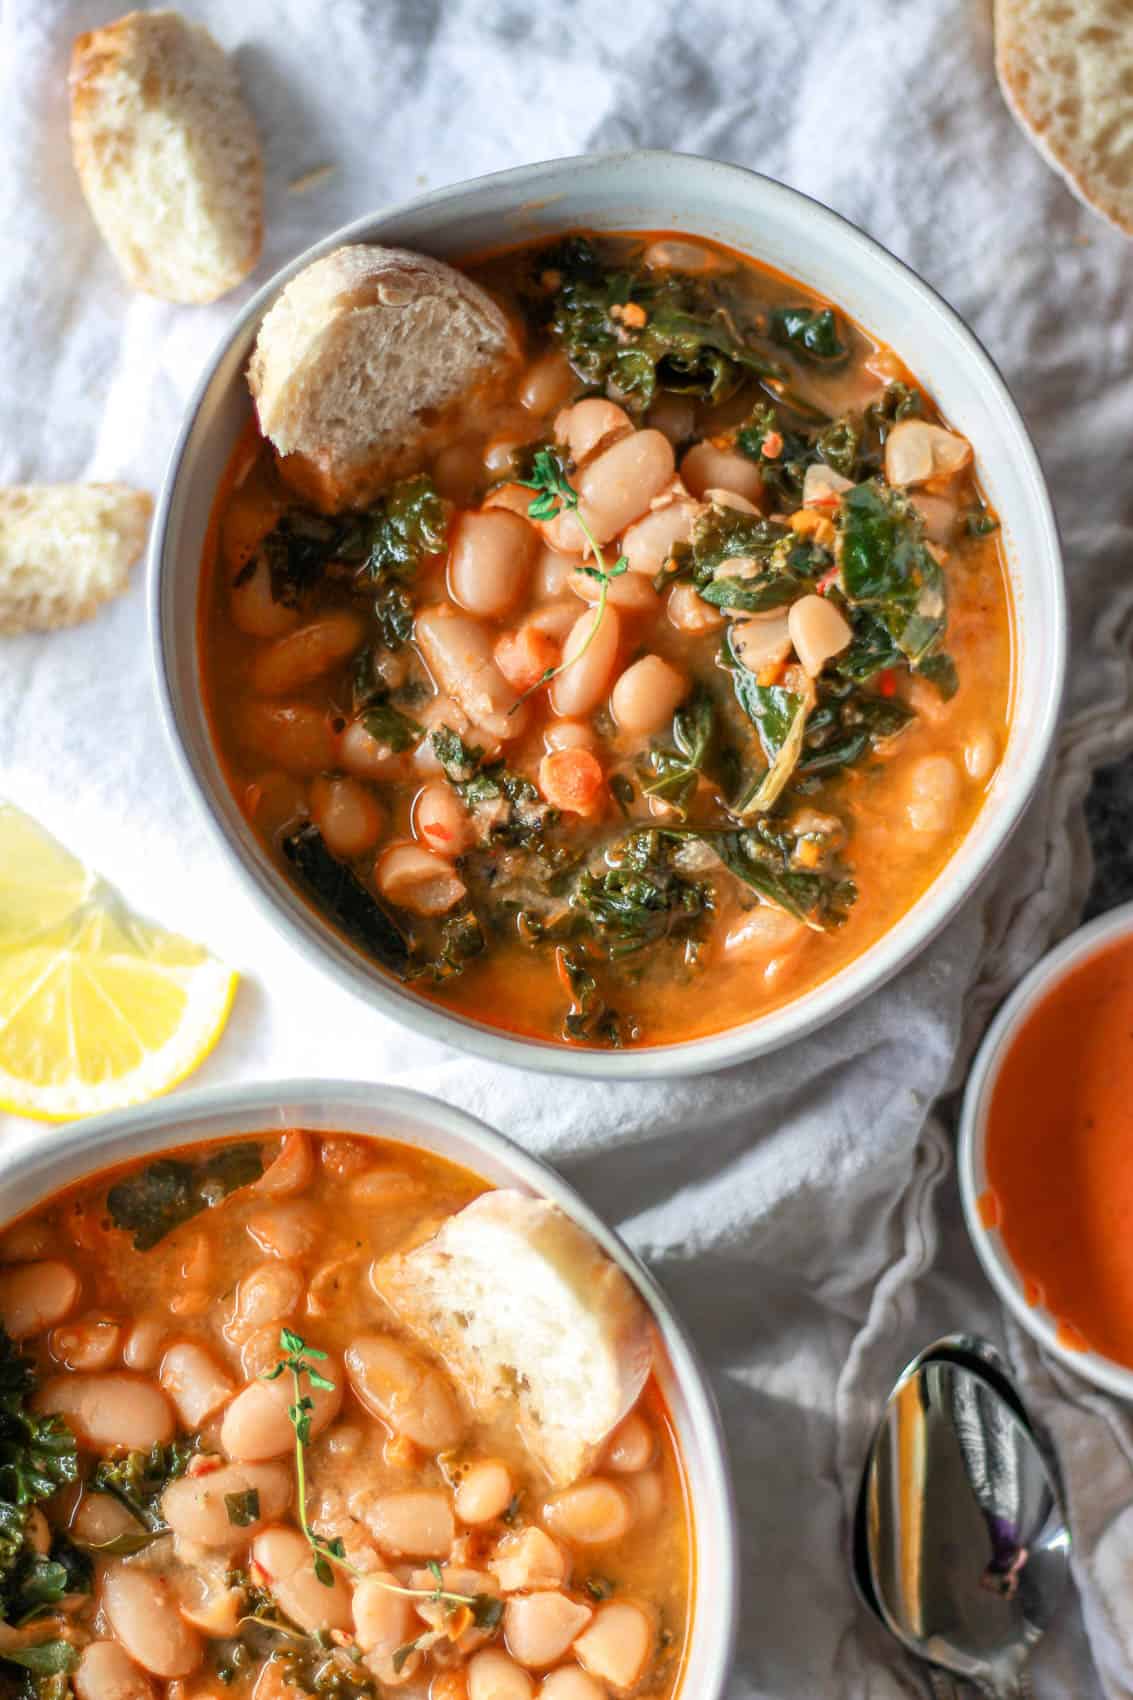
[[376, 1190, 654, 1489], [69, 9, 264, 303], [995, 0, 1133, 237], [0, 485, 152, 635], [246, 245, 519, 512]]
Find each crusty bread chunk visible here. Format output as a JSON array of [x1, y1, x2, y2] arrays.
[[995, 0, 1133, 236], [70, 10, 263, 303], [376, 1190, 653, 1489], [247, 245, 519, 511], [0, 485, 152, 635]]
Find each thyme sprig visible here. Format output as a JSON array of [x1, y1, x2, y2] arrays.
[[516, 448, 628, 705]]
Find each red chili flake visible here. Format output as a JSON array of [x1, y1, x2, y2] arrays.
[[878, 670, 897, 697], [761, 431, 784, 460], [816, 566, 840, 596]]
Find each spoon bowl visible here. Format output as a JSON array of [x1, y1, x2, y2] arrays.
[[866, 1357, 1071, 1697]]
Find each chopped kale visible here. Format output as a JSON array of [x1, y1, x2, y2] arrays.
[[360, 702, 421, 753], [681, 502, 815, 613], [571, 831, 713, 959], [729, 675, 810, 815], [224, 1489, 260, 1528], [711, 824, 855, 930], [639, 688, 715, 819], [106, 1146, 264, 1252], [555, 947, 626, 1047], [281, 823, 411, 978], [816, 414, 862, 480], [0, 1336, 78, 1513], [256, 511, 354, 608], [89, 1441, 194, 1534], [964, 509, 999, 538], [430, 727, 547, 843], [539, 235, 783, 411], [799, 679, 914, 776], [865, 381, 922, 433], [360, 476, 451, 651], [409, 912, 486, 983], [769, 305, 848, 364], [839, 481, 946, 667], [915, 651, 959, 700]]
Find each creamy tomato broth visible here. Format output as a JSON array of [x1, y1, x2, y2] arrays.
[[0, 1132, 690, 1700], [200, 232, 1013, 1047]]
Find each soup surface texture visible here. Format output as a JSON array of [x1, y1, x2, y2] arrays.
[[0, 1132, 690, 1700], [982, 935, 1133, 1366], [200, 231, 1013, 1048]]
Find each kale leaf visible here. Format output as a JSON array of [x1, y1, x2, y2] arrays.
[[361, 476, 451, 651], [712, 825, 855, 930], [90, 1441, 194, 1536], [639, 688, 715, 819], [729, 674, 810, 814], [281, 822, 411, 979], [680, 502, 819, 614], [571, 831, 713, 959], [0, 1340, 78, 1517], [799, 680, 914, 776], [540, 236, 782, 411], [360, 702, 422, 753], [409, 913, 486, 984], [839, 481, 946, 666], [554, 947, 625, 1047], [106, 1145, 264, 1252], [769, 306, 847, 364], [254, 512, 357, 608]]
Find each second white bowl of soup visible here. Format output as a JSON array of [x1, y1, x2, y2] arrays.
[[152, 151, 1064, 1074], [0, 1080, 735, 1700]]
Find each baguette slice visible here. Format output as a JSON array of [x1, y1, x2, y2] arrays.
[[0, 485, 152, 635], [995, 0, 1133, 237], [70, 10, 264, 303], [377, 1190, 653, 1489], [247, 245, 519, 512]]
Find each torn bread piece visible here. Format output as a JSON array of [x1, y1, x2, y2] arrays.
[[69, 9, 264, 302], [995, 0, 1133, 237], [247, 244, 519, 512], [375, 1190, 653, 1489], [0, 485, 152, 635]]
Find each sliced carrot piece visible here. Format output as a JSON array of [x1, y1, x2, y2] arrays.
[[494, 624, 560, 692], [538, 747, 605, 816]]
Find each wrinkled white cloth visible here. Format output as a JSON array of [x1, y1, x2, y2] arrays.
[[3, 2, 1133, 1695]]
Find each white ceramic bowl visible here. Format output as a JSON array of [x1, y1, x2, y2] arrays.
[[0, 1078, 737, 1698], [959, 903, 1133, 1399], [150, 149, 1065, 1077]]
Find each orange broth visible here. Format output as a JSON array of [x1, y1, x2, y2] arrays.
[[982, 935, 1133, 1365]]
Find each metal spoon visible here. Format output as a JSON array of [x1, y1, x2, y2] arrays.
[[865, 1354, 1071, 1697]]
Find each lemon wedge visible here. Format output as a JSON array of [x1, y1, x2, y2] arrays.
[[0, 803, 238, 1121]]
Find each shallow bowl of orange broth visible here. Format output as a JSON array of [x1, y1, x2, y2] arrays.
[[150, 150, 1064, 1075], [959, 904, 1133, 1399], [0, 1079, 736, 1699]]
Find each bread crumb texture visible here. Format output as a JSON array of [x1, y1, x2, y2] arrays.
[[69, 9, 264, 302], [247, 245, 519, 511], [0, 485, 152, 635], [995, 0, 1133, 235]]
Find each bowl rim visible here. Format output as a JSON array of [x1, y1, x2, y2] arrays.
[[0, 1076, 739, 1700], [148, 147, 1066, 1079], [958, 900, 1133, 1400]]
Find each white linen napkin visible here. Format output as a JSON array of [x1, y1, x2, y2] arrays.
[[3, 3, 1133, 1694]]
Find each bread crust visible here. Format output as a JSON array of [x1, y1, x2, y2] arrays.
[[247, 245, 520, 512], [0, 485, 152, 635], [70, 9, 264, 302], [995, 0, 1133, 236]]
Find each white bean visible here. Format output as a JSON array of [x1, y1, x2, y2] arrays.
[[221, 1359, 342, 1461], [610, 656, 687, 736], [554, 399, 633, 467], [101, 1563, 203, 1678], [468, 1649, 534, 1700], [666, 582, 724, 634], [724, 905, 806, 962], [906, 754, 961, 835], [310, 777, 385, 859], [228, 1262, 305, 1336], [345, 1336, 464, 1451], [602, 1411, 655, 1473], [572, 430, 676, 545], [455, 1459, 514, 1525], [544, 720, 596, 754], [490, 1527, 569, 1594], [534, 546, 574, 601], [884, 419, 971, 487], [241, 702, 337, 777], [542, 1480, 633, 1546], [161, 1460, 292, 1549], [537, 1668, 607, 1700], [245, 1201, 320, 1260], [352, 1569, 416, 1656], [432, 441, 484, 506], [250, 611, 366, 696], [35, 1373, 174, 1453], [505, 1593, 593, 1669], [361, 1489, 454, 1558], [527, 601, 580, 642], [159, 1343, 236, 1429], [620, 499, 697, 576], [70, 1491, 138, 1548], [376, 842, 466, 917], [228, 560, 301, 640], [415, 605, 525, 741], [680, 442, 764, 505], [0, 1260, 80, 1339], [0, 1220, 53, 1262], [964, 727, 998, 782], [802, 463, 854, 508], [520, 351, 577, 417], [910, 492, 956, 543], [338, 718, 405, 780], [122, 1318, 166, 1372], [550, 607, 621, 718], [449, 511, 536, 618], [413, 782, 476, 855], [621, 1469, 663, 1525], [787, 595, 852, 678], [250, 1526, 353, 1632], [48, 1316, 120, 1372], [568, 567, 659, 615], [253, 1130, 315, 1199], [573, 1602, 654, 1693], [75, 1641, 156, 1700], [729, 613, 792, 674]]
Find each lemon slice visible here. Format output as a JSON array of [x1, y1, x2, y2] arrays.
[[0, 803, 238, 1121]]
